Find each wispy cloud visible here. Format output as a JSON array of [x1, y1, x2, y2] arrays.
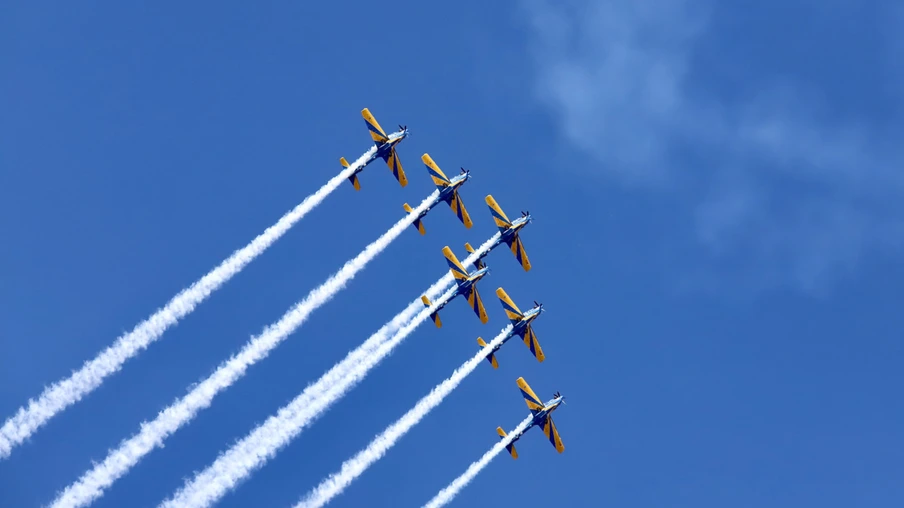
[[521, 0, 904, 292]]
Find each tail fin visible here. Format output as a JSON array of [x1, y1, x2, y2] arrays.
[[340, 157, 360, 191], [421, 295, 441, 328], [404, 203, 425, 235], [477, 337, 498, 369], [497, 427, 518, 459], [464, 242, 486, 269]]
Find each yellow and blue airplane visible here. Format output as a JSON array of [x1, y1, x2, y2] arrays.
[[496, 377, 566, 459], [476, 287, 545, 368], [420, 245, 489, 327], [403, 153, 473, 235], [339, 108, 409, 191], [463, 195, 533, 272]]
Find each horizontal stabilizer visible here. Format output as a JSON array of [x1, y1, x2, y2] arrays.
[[421, 295, 441, 328], [464, 242, 486, 269], [497, 427, 518, 459], [477, 337, 498, 369], [404, 203, 425, 235], [341, 157, 361, 191]]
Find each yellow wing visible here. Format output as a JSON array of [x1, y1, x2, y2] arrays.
[[485, 195, 513, 232], [466, 285, 489, 324], [422, 153, 452, 188], [448, 191, 473, 229], [385, 148, 408, 187], [362, 108, 389, 144], [516, 377, 544, 415], [522, 325, 546, 362], [542, 415, 565, 453], [495, 287, 524, 324], [510, 236, 532, 272], [442, 246, 470, 282]]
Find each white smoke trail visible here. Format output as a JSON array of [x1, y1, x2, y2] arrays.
[[422, 414, 534, 508], [295, 325, 513, 508], [158, 233, 501, 508], [46, 189, 437, 508], [0, 146, 378, 460]]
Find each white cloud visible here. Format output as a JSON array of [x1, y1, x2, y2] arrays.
[[521, 0, 904, 292]]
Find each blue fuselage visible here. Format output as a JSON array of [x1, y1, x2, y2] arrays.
[[451, 266, 488, 301], [363, 132, 407, 169], [525, 397, 564, 431], [494, 306, 543, 351], [418, 173, 470, 217], [482, 215, 531, 259]]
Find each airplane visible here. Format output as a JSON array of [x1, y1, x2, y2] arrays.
[[476, 287, 545, 368], [496, 376, 566, 459], [420, 245, 489, 328], [339, 108, 409, 191], [463, 195, 533, 272], [403, 153, 473, 235]]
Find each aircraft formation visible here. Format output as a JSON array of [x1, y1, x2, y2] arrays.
[[0, 106, 567, 508], [344, 108, 568, 461]]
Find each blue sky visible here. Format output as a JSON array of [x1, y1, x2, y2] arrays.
[[1, 1, 902, 506]]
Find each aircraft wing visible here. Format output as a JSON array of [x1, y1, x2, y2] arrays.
[[522, 325, 546, 362], [442, 246, 471, 282], [382, 149, 408, 187], [541, 415, 565, 453], [509, 236, 532, 272], [516, 377, 544, 415], [466, 284, 489, 324], [495, 287, 524, 325], [362, 108, 389, 144], [422, 153, 452, 188], [448, 191, 473, 229], [485, 195, 513, 232]]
